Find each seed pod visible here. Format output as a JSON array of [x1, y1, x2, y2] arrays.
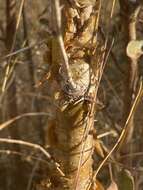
[[126, 40, 143, 59]]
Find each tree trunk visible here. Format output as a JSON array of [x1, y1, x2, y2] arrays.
[[39, 1, 101, 190]]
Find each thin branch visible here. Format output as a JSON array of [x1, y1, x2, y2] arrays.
[[121, 2, 141, 149], [0, 149, 48, 165], [2, 0, 25, 92], [53, 0, 76, 90], [99, 26, 125, 75], [92, 79, 143, 181], [0, 138, 64, 176], [22, 5, 35, 87], [0, 112, 53, 131], [26, 156, 41, 190], [0, 138, 51, 159], [0, 40, 46, 62]]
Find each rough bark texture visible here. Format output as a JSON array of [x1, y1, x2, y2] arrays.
[[39, 1, 99, 190]]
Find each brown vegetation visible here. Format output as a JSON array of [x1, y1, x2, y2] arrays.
[[0, 0, 143, 190]]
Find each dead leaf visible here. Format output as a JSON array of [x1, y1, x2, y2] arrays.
[[91, 180, 105, 190], [117, 169, 135, 190], [94, 139, 104, 158], [107, 181, 118, 190]]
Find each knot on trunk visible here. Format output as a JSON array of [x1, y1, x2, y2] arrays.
[[59, 60, 90, 99]]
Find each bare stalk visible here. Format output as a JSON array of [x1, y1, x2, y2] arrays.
[[119, 1, 141, 151], [52, 0, 77, 90]]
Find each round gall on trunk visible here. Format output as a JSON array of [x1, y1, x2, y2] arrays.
[[60, 60, 90, 99], [126, 40, 143, 59]]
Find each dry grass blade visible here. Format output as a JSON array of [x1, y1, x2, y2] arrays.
[[110, 0, 116, 18], [0, 112, 53, 131], [2, 0, 25, 92]]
